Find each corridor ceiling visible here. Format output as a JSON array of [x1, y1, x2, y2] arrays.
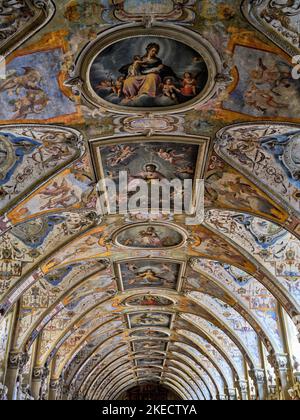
[[0, 0, 300, 401]]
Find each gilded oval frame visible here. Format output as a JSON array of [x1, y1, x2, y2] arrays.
[[72, 23, 221, 115]]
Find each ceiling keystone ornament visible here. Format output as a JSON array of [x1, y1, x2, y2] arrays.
[[0, 0, 56, 57], [67, 23, 222, 114], [113, 114, 184, 136], [110, 0, 197, 24]]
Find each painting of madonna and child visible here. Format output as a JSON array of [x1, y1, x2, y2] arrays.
[[90, 36, 208, 108]]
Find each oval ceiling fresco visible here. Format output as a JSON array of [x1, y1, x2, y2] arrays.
[[89, 35, 208, 110], [114, 223, 186, 249]]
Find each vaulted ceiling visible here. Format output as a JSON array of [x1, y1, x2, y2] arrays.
[[0, 0, 300, 401]]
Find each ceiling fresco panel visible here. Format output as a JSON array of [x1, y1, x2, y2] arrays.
[[117, 260, 183, 291]]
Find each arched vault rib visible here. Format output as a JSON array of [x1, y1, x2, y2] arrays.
[[165, 365, 208, 399], [205, 151, 299, 237], [204, 209, 300, 310], [83, 350, 141, 397], [175, 324, 244, 381], [68, 344, 129, 393], [182, 300, 261, 368], [72, 336, 131, 397], [78, 350, 131, 395], [170, 344, 224, 395], [77, 328, 232, 393], [9, 278, 272, 400], [68, 326, 226, 396], [35, 299, 252, 383], [36, 307, 121, 368], [169, 352, 218, 398], [95, 371, 163, 400], [3, 208, 299, 331], [163, 368, 204, 400], [83, 348, 212, 401], [90, 365, 198, 401], [171, 340, 229, 393], [24, 290, 262, 388], [83, 334, 224, 400], [166, 359, 212, 399], [190, 223, 300, 317], [17, 268, 279, 370], [5, 150, 96, 227], [97, 373, 137, 401], [241, 0, 300, 57], [50, 319, 127, 380], [0, 220, 102, 319], [1, 0, 300, 403], [161, 380, 193, 401], [175, 330, 235, 388], [84, 355, 135, 397], [65, 344, 128, 391], [79, 340, 224, 400], [114, 381, 186, 401], [216, 122, 300, 219], [167, 356, 213, 398], [159, 373, 199, 401], [58, 322, 234, 400], [187, 259, 283, 353], [0, 1, 56, 58], [177, 307, 258, 370], [45, 316, 125, 374], [19, 264, 112, 352], [93, 365, 137, 400], [159, 382, 188, 401], [71, 336, 226, 398], [99, 370, 198, 401]]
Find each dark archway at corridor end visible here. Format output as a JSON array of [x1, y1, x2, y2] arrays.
[[118, 384, 181, 401]]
